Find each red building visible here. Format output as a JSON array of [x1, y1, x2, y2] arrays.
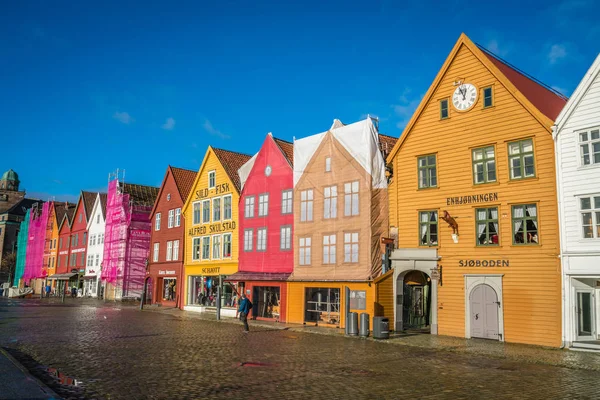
[[55, 204, 76, 293], [228, 134, 293, 322], [67, 192, 96, 294], [148, 166, 197, 308]]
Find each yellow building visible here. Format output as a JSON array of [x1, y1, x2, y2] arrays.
[[182, 146, 251, 315], [46, 202, 72, 291], [386, 34, 567, 347]]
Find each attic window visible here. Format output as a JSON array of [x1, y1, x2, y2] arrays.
[[483, 87, 493, 108], [167, 193, 171, 201], [325, 157, 331, 172], [440, 99, 449, 119], [208, 171, 216, 189], [79, 213, 82, 223]]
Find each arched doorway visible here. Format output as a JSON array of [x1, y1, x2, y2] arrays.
[[396, 270, 432, 332], [469, 284, 499, 340]]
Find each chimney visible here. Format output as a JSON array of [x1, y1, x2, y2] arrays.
[[65, 201, 69, 210]]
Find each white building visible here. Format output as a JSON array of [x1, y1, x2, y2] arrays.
[[84, 193, 107, 297], [554, 54, 600, 350]]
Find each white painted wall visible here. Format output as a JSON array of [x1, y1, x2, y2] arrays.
[[84, 193, 105, 297]]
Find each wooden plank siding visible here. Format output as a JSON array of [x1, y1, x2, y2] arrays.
[[388, 40, 562, 347], [374, 270, 394, 327]]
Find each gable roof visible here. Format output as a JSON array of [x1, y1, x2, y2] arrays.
[[273, 137, 294, 166], [120, 182, 159, 207], [4, 198, 39, 216], [54, 202, 75, 227], [378, 134, 398, 161], [99, 193, 108, 219], [171, 166, 198, 203], [81, 191, 97, 221], [553, 53, 600, 134], [212, 147, 252, 192], [387, 33, 568, 162], [58, 204, 76, 231]]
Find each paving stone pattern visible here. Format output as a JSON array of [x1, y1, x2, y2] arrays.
[[1, 298, 600, 399]]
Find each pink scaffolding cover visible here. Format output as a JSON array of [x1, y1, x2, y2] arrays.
[[23, 201, 50, 280]]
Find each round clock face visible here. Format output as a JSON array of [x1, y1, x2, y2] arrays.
[[452, 83, 477, 111], [265, 165, 272, 177]]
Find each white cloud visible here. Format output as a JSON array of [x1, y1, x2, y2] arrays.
[[391, 88, 422, 130], [162, 117, 176, 130], [548, 44, 568, 64], [113, 111, 134, 124], [203, 119, 230, 139]]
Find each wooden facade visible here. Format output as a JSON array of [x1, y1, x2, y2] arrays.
[[386, 34, 566, 347]]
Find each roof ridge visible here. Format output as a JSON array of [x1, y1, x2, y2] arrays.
[[170, 165, 197, 173], [212, 147, 253, 158], [273, 137, 293, 145]]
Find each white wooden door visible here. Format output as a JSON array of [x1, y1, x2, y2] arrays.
[[576, 290, 595, 341], [470, 284, 499, 340]]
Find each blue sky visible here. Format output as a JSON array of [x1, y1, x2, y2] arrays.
[[1, 0, 598, 202]]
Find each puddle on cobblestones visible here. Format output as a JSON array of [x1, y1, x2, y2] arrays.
[[47, 367, 82, 387]]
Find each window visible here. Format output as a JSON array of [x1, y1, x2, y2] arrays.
[[59, 238, 63, 249], [212, 235, 222, 259], [281, 190, 293, 214], [166, 241, 173, 261], [202, 200, 210, 223], [57, 256, 61, 268], [79, 213, 82, 223], [323, 234, 336, 264], [167, 193, 171, 201], [258, 193, 269, 217], [440, 99, 449, 119], [95, 254, 99, 267], [80, 253, 85, 266], [173, 240, 180, 261], [483, 86, 493, 108], [508, 139, 535, 179], [202, 237, 210, 259], [97, 215, 100, 224], [175, 208, 181, 227], [208, 170, 216, 189], [192, 238, 201, 261], [579, 129, 600, 166], [344, 182, 359, 216], [223, 233, 232, 258], [244, 229, 253, 251], [74, 234, 79, 246], [324, 186, 337, 219], [223, 196, 232, 220], [257, 228, 267, 251], [476, 207, 499, 246], [419, 211, 438, 246], [418, 155, 437, 189], [472, 146, 496, 184], [512, 204, 539, 244], [343, 233, 359, 263], [299, 237, 311, 265], [193, 202, 201, 225], [100, 234, 104, 244], [83, 232, 87, 245], [300, 189, 314, 222], [325, 157, 331, 172], [87, 255, 92, 267], [245, 196, 255, 218], [280, 226, 291, 250], [155, 213, 161, 231], [168, 209, 174, 228], [90, 235, 94, 246], [213, 197, 221, 222], [70, 254, 76, 267], [153, 243, 159, 262], [580, 196, 600, 238]]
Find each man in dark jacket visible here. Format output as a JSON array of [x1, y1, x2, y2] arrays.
[[237, 294, 252, 332]]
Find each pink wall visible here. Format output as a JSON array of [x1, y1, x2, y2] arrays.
[[68, 196, 88, 272], [238, 135, 293, 274], [23, 202, 50, 280]]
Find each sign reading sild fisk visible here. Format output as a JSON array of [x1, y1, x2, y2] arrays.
[[194, 183, 230, 200], [188, 221, 236, 236], [459, 259, 509, 267], [446, 192, 498, 205]]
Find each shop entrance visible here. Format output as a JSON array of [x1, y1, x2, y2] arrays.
[[304, 288, 340, 325], [576, 290, 596, 341], [253, 286, 281, 320], [401, 271, 431, 331], [469, 284, 499, 340], [161, 278, 177, 302]]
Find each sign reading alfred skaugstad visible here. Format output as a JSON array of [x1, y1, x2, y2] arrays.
[[446, 192, 498, 205]]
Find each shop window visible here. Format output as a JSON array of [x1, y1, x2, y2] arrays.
[[440, 99, 449, 119], [245, 196, 255, 218], [202, 237, 210, 259], [166, 241, 173, 261], [323, 234, 336, 264], [476, 207, 499, 246], [508, 139, 535, 180], [168, 209, 174, 228], [190, 276, 237, 309], [472, 146, 496, 184], [208, 170, 216, 189], [419, 210, 438, 246], [344, 181, 359, 216], [343, 232, 358, 263], [299, 237, 311, 265], [244, 229, 253, 252], [257, 228, 267, 251], [192, 238, 201, 261], [253, 286, 281, 319], [212, 235, 222, 259], [512, 204, 539, 244], [483, 86, 493, 108], [223, 196, 232, 220], [324, 186, 337, 219], [175, 208, 181, 227], [281, 190, 293, 214], [173, 240, 180, 261], [418, 155, 437, 189], [193, 202, 201, 225], [350, 290, 366, 310], [153, 243, 159, 262], [202, 200, 210, 224], [163, 278, 176, 301], [305, 288, 340, 324], [579, 128, 600, 166], [213, 197, 221, 222], [300, 189, 314, 222], [280, 226, 291, 250], [223, 234, 232, 258], [580, 196, 600, 238], [155, 213, 161, 231], [258, 193, 269, 217]]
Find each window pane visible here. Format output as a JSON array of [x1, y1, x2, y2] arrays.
[[580, 132, 589, 142], [524, 155, 535, 176], [522, 140, 533, 152], [582, 212, 593, 225], [511, 157, 521, 178], [429, 168, 437, 187], [418, 157, 426, 167], [427, 155, 436, 165], [508, 143, 520, 155], [487, 160, 496, 181], [591, 130, 600, 140], [473, 149, 483, 160], [594, 197, 600, 209], [581, 198, 592, 210]]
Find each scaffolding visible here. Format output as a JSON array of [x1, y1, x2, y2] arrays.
[[23, 201, 50, 282], [13, 209, 30, 287]]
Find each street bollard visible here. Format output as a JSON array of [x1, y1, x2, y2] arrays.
[[216, 286, 221, 320]]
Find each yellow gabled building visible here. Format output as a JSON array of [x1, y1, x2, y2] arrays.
[[386, 34, 567, 347], [182, 146, 251, 315]]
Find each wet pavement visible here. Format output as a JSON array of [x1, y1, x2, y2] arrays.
[[2, 298, 600, 399]]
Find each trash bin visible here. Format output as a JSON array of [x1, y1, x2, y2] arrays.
[[346, 312, 359, 336], [359, 313, 370, 337], [373, 317, 389, 339]]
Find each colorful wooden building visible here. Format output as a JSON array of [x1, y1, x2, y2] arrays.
[[554, 53, 600, 349], [182, 147, 251, 316], [54, 204, 77, 293], [68, 192, 96, 295], [228, 134, 294, 322], [23, 201, 50, 292], [148, 166, 197, 308], [12, 209, 30, 287], [84, 193, 107, 297], [46, 202, 73, 292], [287, 118, 396, 328], [386, 34, 567, 347]]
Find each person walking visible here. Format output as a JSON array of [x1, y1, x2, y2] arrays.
[[237, 293, 253, 333]]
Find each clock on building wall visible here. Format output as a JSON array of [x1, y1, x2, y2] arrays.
[[265, 165, 272, 177], [452, 83, 477, 111]]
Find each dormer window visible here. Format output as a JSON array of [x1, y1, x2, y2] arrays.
[[208, 171, 216, 189]]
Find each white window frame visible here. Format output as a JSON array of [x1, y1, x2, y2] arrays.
[[208, 170, 216, 189], [280, 225, 291, 250], [173, 240, 180, 261], [244, 229, 253, 252], [166, 241, 173, 261], [202, 199, 210, 224], [281, 190, 293, 215], [212, 234, 222, 260], [324, 186, 337, 219], [578, 128, 600, 167], [257, 227, 267, 252], [155, 213, 161, 231], [580, 195, 600, 239], [168, 209, 174, 228], [201, 236, 210, 260], [95, 254, 99, 267], [192, 237, 201, 261], [193, 202, 201, 225], [245, 196, 255, 218], [223, 233, 232, 258], [299, 237, 311, 266], [323, 234, 336, 264], [344, 232, 359, 263], [213, 197, 221, 222], [153, 243, 159, 262], [175, 208, 181, 227], [258, 193, 269, 217], [325, 157, 331, 172], [300, 189, 314, 222], [223, 195, 232, 220], [344, 181, 359, 216]]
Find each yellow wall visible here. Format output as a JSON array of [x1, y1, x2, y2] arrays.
[[374, 270, 394, 327], [387, 39, 561, 347], [47, 212, 59, 278], [181, 147, 241, 305]]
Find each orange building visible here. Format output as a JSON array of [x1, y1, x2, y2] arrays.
[[46, 202, 73, 292], [386, 34, 567, 347]]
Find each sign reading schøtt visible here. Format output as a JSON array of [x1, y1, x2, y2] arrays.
[[446, 192, 498, 206], [459, 259, 509, 267], [202, 267, 220, 275]]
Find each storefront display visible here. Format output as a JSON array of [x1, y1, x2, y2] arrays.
[[188, 275, 239, 309], [162, 278, 176, 301]]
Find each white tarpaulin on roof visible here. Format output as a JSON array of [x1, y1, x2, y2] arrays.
[[238, 152, 258, 190], [293, 118, 387, 188]]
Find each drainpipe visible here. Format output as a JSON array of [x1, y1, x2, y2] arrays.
[[553, 124, 566, 349]]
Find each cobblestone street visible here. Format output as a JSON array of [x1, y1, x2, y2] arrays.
[[2, 298, 600, 399]]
